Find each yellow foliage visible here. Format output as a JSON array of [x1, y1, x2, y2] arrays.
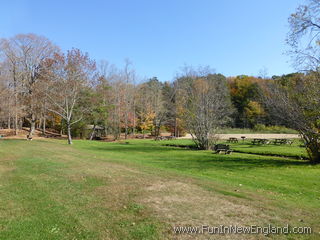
[[245, 101, 265, 117], [139, 111, 155, 131]]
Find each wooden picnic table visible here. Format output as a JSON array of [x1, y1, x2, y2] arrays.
[[273, 139, 293, 145], [227, 137, 238, 143], [155, 136, 176, 141], [212, 144, 233, 154], [251, 138, 270, 145]]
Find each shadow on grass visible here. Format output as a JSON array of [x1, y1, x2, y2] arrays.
[[77, 142, 311, 172]]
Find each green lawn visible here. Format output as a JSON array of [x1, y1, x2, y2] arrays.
[[219, 127, 298, 134], [229, 140, 308, 159], [0, 139, 319, 239], [163, 139, 308, 159]]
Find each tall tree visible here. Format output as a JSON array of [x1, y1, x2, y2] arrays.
[[44, 49, 96, 144], [177, 68, 232, 150], [136, 77, 174, 138], [228, 75, 262, 128], [0, 34, 58, 138], [264, 0, 320, 163], [80, 86, 109, 140], [122, 59, 136, 139], [287, 0, 320, 71], [1, 38, 23, 134], [263, 73, 320, 163]]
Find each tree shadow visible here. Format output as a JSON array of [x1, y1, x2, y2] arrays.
[[78, 142, 311, 172]]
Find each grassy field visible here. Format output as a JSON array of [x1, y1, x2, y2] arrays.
[[0, 139, 319, 239], [163, 139, 308, 159], [218, 127, 298, 134]]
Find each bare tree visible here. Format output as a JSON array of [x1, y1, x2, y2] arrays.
[[0, 39, 25, 134], [136, 77, 172, 138], [263, 74, 320, 163], [108, 68, 124, 140], [45, 49, 96, 144], [177, 67, 232, 150], [287, 0, 320, 70], [104, 60, 136, 140], [269, 0, 320, 163], [0, 74, 13, 129], [0, 34, 58, 138], [122, 59, 136, 139], [96, 61, 121, 139]]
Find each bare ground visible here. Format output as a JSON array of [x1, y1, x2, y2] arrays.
[[181, 133, 301, 140], [62, 154, 306, 240]]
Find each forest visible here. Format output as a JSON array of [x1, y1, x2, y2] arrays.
[[0, 36, 301, 135]]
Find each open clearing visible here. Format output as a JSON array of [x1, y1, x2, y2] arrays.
[[0, 139, 319, 239], [180, 133, 300, 139]]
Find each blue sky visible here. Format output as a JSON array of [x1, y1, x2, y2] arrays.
[[1, 0, 304, 81]]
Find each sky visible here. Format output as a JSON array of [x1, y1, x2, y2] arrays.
[[0, 0, 304, 81]]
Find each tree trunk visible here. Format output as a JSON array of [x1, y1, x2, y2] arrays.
[[174, 117, 177, 137], [38, 118, 42, 130], [104, 128, 108, 139], [306, 141, 320, 164], [155, 123, 161, 138], [14, 67, 18, 135], [42, 117, 46, 135], [89, 125, 96, 140], [14, 112, 18, 135], [125, 125, 128, 139], [8, 114, 11, 129], [42, 101, 46, 135], [132, 106, 136, 137], [310, 148, 320, 164], [302, 132, 320, 164], [67, 122, 72, 144], [124, 109, 128, 139], [28, 114, 36, 139]]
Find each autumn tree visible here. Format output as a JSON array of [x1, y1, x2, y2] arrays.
[[287, 0, 320, 163], [136, 77, 175, 138], [228, 75, 263, 128], [287, 0, 320, 70], [139, 111, 155, 138], [263, 0, 320, 163], [136, 80, 155, 136], [263, 73, 320, 163], [44, 49, 96, 144], [80, 85, 109, 140], [0, 73, 14, 129], [177, 67, 232, 150], [1, 34, 58, 138]]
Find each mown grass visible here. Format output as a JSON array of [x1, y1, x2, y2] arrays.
[[0, 139, 319, 239], [219, 127, 298, 134], [76, 140, 318, 208], [0, 140, 165, 240], [163, 139, 308, 159], [229, 140, 308, 159]]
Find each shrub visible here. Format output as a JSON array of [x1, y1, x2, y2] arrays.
[[253, 124, 297, 133]]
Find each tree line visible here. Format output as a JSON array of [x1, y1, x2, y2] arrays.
[[0, 37, 287, 142]]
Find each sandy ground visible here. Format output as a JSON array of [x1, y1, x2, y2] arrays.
[[180, 133, 301, 139], [0, 128, 63, 140], [0, 128, 301, 141]]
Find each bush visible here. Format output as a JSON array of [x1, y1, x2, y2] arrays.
[[253, 124, 297, 133]]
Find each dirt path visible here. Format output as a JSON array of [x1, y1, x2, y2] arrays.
[[180, 133, 300, 139]]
